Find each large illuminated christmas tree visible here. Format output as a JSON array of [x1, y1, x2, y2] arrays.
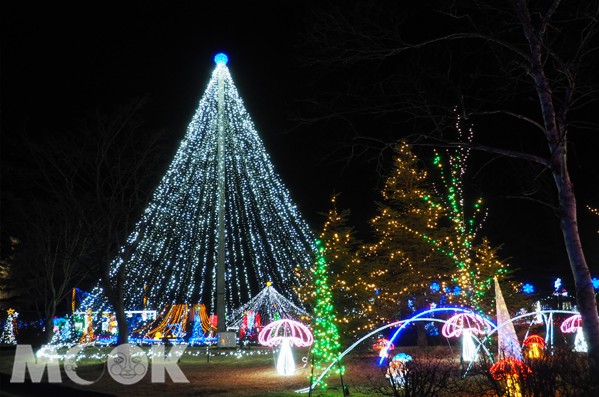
[[100, 54, 315, 329]]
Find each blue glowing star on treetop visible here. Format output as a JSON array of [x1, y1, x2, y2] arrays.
[[214, 52, 229, 65]]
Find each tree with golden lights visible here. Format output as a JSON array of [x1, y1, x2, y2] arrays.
[[294, 194, 368, 343], [320, 194, 369, 343], [363, 142, 454, 347]]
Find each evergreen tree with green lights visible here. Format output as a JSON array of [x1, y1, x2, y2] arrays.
[[310, 239, 344, 389], [428, 114, 512, 313], [295, 194, 367, 343]]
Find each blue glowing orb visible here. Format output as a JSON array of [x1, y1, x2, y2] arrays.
[[430, 282, 440, 293], [522, 283, 535, 294], [214, 53, 229, 65], [453, 286, 461, 296], [593, 277, 599, 290]]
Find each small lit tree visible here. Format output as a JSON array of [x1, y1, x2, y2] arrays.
[[0, 308, 18, 345], [310, 239, 344, 389]]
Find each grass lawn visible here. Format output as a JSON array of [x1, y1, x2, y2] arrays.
[[0, 345, 397, 396]]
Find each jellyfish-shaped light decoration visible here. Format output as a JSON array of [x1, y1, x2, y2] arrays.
[[386, 352, 412, 387], [490, 358, 532, 397], [560, 314, 587, 353], [373, 338, 395, 358], [522, 334, 545, 359], [258, 319, 313, 375], [441, 313, 489, 362]]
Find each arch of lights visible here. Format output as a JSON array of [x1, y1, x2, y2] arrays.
[[296, 308, 583, 393]]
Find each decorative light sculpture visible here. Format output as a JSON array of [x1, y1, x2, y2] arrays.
[[522, 334, 545, 359], [560, 314, 587, 352], [78, 309, 96, 343], [490, 358, 532, 397], [442, 312, 489, 362], [134, 304, 189, 340], [228, 282, 309, 332], [258, 319, 313, 375], [495, 277, 522, 360], [372, 338, 395, 358], [522, 283, 534, 294], [386, 352, 412, 387]]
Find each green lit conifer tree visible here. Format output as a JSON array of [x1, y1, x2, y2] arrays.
[[310, 239, 344, 389]]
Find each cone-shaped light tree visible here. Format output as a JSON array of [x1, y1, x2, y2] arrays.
[[94, 54, 315, 331]]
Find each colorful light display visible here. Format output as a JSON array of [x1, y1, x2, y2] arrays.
[[135, 304, 189, 340], [85, 54, 314, 323]]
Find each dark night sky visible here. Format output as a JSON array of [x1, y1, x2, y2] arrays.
[[2, 2, 598, 294]]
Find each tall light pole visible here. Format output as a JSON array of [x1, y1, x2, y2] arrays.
[[215, 52, 228, 334]]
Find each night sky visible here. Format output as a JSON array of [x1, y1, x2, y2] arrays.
[[2, 2, 598, 294]]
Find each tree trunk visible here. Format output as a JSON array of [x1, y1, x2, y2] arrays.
[[102, 265, 129, 345], [43, 308, 55, 344], [513, 0, 599, 372], [416, 321, 428, 349], [554, 159, 599, 371], [114, 292, 129, 345]]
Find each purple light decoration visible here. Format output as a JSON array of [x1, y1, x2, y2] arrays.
[[560, 314, 582, 334]]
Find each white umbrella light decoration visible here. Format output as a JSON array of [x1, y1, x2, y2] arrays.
[[258, 319, 314, 375]]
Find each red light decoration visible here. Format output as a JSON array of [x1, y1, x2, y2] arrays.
[[523, 334, 545, 359], [490, 358, 532, 380], [372, 338, 395, 352], [523, 334, 545, 348]]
